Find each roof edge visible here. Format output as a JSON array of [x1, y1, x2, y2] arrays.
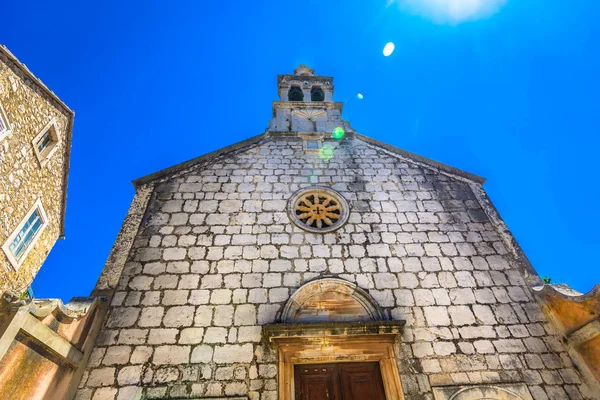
[[0, 45, 74, 115], [59, 112, 74, 238], [0, 45, 74, 239], [355, 133, 486, 184], [132, 133, 267, 189], [532, 284, 600, 303]]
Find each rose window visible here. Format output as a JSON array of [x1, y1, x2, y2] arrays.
[[287, 187, 350, 233]]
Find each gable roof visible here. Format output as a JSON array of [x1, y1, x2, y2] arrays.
[[355, 133, 485, 184], [131, 131, 485, 189], [132, 133, 268, 189], [0, 45, 75, 239]]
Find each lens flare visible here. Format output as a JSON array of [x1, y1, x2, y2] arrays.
[[383, 42, 395, 57], [332, 127, 345, 140], [357, 93, 364, 100], [387, 0, 506, 24], [319, 144, 335, 161]]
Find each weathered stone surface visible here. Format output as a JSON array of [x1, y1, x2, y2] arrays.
[[152, 345, 190, 365], [79, 66, 595, 400], [213, 344, 254, 363], [0, 49, 73, 294]]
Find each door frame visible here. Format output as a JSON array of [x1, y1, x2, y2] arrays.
[[264, 321, 405, 400]]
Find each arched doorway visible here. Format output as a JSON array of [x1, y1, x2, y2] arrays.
[[263, 278, 406, 400]]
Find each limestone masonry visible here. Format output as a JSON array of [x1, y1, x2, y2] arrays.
[[75, 65, 600, 400], [0, 45, 73, 294], [0, 56, 598, 400]]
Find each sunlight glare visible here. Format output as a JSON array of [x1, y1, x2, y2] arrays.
[[388, 0, 507, 24], [332, 127, 345, 140], [319, 145, 335, 161], [383, 42, 395, 56]]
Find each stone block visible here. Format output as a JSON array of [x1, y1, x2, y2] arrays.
[[117, 365, 143, 386], [238, 326, 262, 343], [374, 273, 399, 289], [448, 306, 476, 326], [211, 289, 233, 304], [106, 308, 140, 328], [118, 329, 148, 345], [153, 345, 191, 365], [179, 328, 205, 344], [258, 304, 280, 324], [213, 305, 234, 326], [102, 346, 131, 365], [492, 339, 526, 353], [162, 290, 189, 305], [130, 346, 153, 364], [148, 329, 178, 344], [424, 306, 450, 326], [191, 345, 214, 363], [87, 368, 116, 387], [163, 306, 195, 327], [472, 305, 497, 325], [204, 327, 228, 343], [213, 344, 254, 363]]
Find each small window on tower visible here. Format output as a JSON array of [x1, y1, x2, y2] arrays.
[[32, 119, 60, 166], [0, 102, 10, 141], [311, 87, 325, 102], [305, 140, 320, 150], [288, 86, 304, 101]]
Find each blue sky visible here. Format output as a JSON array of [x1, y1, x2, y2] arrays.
[[1, 0, 598, 300]]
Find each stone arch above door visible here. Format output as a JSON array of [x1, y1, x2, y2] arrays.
[[281, 278, 385, 323], [432, 384, 533, 400]]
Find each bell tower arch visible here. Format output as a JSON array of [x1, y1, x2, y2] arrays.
[[267, 64, 354, 135]]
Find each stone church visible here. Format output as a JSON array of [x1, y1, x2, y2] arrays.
[[74, 64, 599, 400], [1, 57, 599, 400]]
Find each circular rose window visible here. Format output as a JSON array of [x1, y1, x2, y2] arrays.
[[287, 187, 350, 233]]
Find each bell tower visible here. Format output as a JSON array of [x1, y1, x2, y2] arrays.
[[266, 64, 354, 136]]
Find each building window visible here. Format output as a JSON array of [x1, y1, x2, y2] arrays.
[[37, 130, 53, 153], [305, 140, 320, 150], [288, 86, 304, 101], [287, 187, 350, 233], [311, 87, 325, 102], [32, 119, 60, 166], [0, 102, 11, 141], [2, 199, 49, 269]]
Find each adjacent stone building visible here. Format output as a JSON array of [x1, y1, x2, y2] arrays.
[[0, 46, 101, 400], [75, 65, 600, 400], [0, 45, 74, 295]]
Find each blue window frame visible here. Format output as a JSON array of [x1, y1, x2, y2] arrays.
[[9, 209, 44, 260]]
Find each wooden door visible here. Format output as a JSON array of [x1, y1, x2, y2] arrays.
[[339, 363, 386, 400], [294, 362, 386, 400], [294, 364, 342, 400]]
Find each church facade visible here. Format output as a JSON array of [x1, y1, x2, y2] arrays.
[[74, 65, 599, 400]]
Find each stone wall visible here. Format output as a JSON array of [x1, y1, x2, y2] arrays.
[[77, 137, 598, 400], [0, 49, 72, 294]]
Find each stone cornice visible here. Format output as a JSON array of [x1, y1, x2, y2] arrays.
[[2, 293, 100, 320], [278, 74, 334, 85], [271, 101, 343, 117], [263, 320, 406, 342]]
